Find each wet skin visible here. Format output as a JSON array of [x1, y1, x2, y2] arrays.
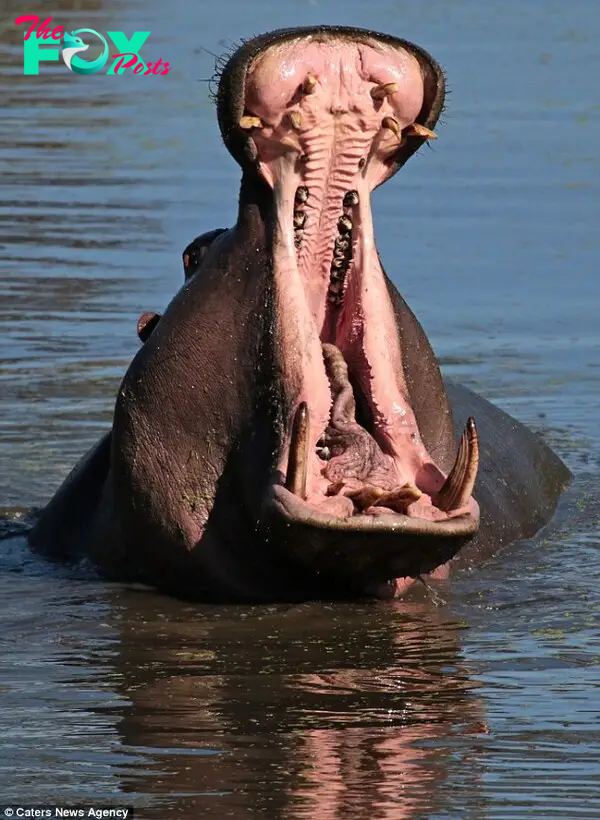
[[29, 26, 570, 602]]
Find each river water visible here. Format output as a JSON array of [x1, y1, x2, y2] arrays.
[[1, 1, 599, 817]]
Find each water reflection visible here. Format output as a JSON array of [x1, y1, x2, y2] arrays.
[[107, 596, 486, 818]]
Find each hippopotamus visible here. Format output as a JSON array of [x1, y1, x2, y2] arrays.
[[29, 26, 570, 601]]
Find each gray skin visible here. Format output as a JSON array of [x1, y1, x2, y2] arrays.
[[29, 26, 570, 602]]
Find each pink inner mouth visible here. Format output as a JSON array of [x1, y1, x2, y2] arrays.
[[241, 36, 479, 526]]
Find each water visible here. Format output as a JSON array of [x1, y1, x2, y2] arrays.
[[1, 0, 599, 817]]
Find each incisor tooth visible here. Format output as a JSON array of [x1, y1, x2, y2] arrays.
[[346, 485, 386, 511], [375, 483, 422, 513], [302, 74, 317, 94], [370, 81, 398, 100], [382, 116, 401, 137], [239, 115, 263, 130], [284, 402, 310, 500], [287, 111, 302, 131], [404, 123, 437, 140], [326, 481, 345, 496]]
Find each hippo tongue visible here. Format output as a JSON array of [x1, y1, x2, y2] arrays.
[[319, 343, 401, 494], [299, 343, 421, 518]]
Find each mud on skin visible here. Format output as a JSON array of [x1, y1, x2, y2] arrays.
[[29, 26, 570, 602]]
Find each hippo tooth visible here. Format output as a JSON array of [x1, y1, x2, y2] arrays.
[[345, 484, 386, 511], [370, 81, 398, 100], [285, 402, 310, 500], [338, 215, 352, 234], [436, 417, 479, 511], [404, 122, 438, 140], [239, 115, 263, 130], [287, 111, 302, 130], [295, 186, 309, 204], [382, 116, 401, 137], [343, 190, 359, 207], [302, 73, 317, 94], [293, 210, 306, 229], [374, 483, 422, 513]]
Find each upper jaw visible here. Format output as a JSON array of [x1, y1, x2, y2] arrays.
[[217, 26, 446, 176]]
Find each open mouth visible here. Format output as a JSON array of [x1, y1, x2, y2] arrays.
[[218, 28, 480, 583]]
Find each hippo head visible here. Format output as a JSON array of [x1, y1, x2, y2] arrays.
[[192, 27, 479, 595]]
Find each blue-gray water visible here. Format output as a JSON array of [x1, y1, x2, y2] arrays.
[[1, 1, 599, 817]]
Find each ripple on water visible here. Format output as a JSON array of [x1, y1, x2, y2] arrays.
[[1, 0, 600, 817]]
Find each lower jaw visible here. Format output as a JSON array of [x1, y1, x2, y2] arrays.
[[269, 483, 479, 535], [260, 484, 477, 592]]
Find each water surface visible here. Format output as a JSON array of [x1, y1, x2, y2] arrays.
[[1, 1, 599, 817]]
